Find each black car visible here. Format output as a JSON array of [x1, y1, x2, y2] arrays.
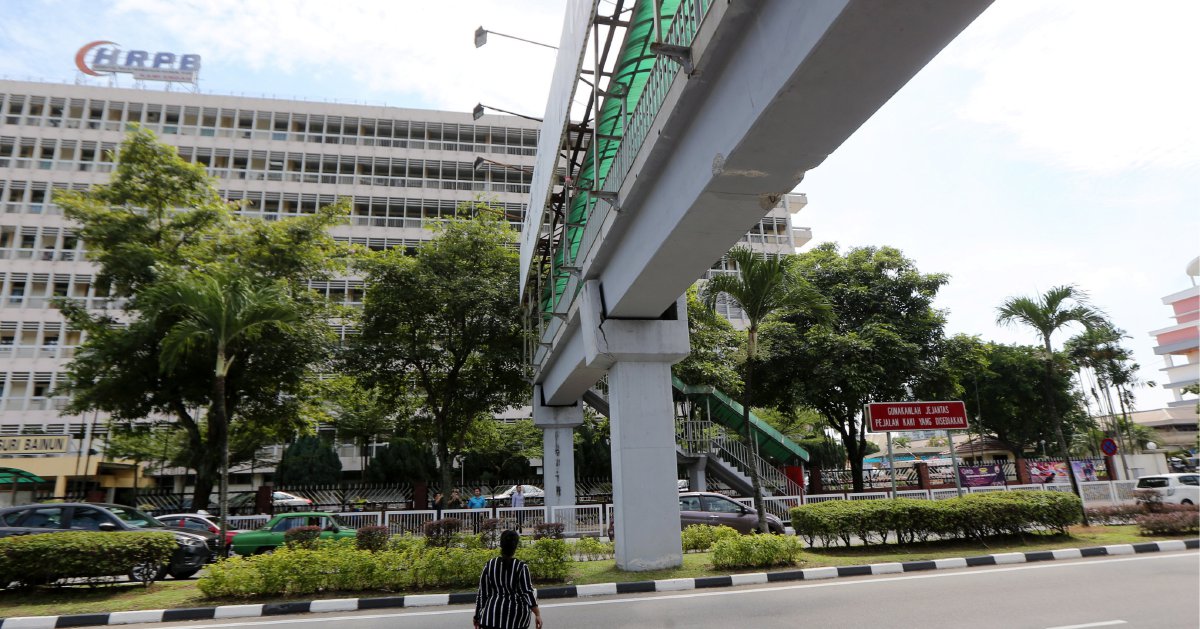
[[0, 502, 215, 580]]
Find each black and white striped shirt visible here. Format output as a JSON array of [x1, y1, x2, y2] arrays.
[[475, 556, 537, 629]]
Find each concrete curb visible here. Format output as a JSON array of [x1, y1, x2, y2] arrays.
[[3, 538, 1196, 628]]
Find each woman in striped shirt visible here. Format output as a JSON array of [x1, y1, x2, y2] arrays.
[[475, 530, 542, 629]]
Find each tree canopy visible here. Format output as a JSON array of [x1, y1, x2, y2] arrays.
[[347, 210, 528, 494], [757, 243, 954, 492], [274, 436, 342, 486], [56, 127, 347, 510]]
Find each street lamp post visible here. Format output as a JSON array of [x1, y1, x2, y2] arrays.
[[475, 26, 557, 50]]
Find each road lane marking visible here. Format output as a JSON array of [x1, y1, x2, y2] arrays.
[[138, 552, 1197, 629], [1044, 621, 1127, 629]]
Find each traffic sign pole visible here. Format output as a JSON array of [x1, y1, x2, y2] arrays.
[[887, 433, 898, 497], [946, 429, 964, 497]]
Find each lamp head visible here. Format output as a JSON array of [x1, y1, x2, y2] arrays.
[[472, 103, 485, 120], [473, 156, 486, 171], [474, 27, 487, 48]]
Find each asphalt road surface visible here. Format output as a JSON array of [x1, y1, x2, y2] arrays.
[[126, 551, 1199, 629]]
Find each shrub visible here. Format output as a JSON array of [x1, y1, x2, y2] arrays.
[[284, 525, 322, 550], [423, 518, 462, 548], [573, 536, 614, 561], [789, 491, 1083, 547], [199, 534, 574, 598], [681, 525, 738, 553], [356, 525, 389, 552], [1136, 505, 1199, 536], [518, 538, 572, 581], [1086, 503, 1144, 526], [1133, 489, 1165, 512], [711, 534, 802, 570], [0, 531, 175, 588], [480, 519, 501, 549], [533, 522, 564, 540]]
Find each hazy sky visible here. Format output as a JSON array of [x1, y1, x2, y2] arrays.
[[2, 1, 1197, 410]]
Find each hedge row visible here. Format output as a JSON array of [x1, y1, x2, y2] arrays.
[[790, 491, 1083, 547], [681, 524, 739, 553], [198, 536, 571, 598], [0, 531, 176, 588]]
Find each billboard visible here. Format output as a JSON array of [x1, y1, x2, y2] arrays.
[[76, 41, 201, 83], [866, 401, 969, 432], [958, 465, 1006, 487], [518, 0, 594, 299]]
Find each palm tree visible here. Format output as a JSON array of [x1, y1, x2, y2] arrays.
[[997, 285, 1103, 516], [702, 247, 830, 532], [148, 268, 300, 552]]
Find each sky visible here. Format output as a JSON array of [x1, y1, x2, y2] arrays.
[[1, 0, 1197, 411]]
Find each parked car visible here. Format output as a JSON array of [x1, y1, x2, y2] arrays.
[[487, 485, 545, 506], [678, 492, 785, 534], [230, 512, 356, 556], [0, 502, 215, 580], [157, 513, 239, 548], [1135, 473, 1199, 505], [608, 491, 785, 540], [270, 491, 313, 509]]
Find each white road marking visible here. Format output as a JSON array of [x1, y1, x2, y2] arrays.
[[1044, 620, 1127, 629], [136, 552, 1197, 629]]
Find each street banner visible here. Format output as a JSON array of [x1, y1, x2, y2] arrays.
[[1071, 460, 1106, 481], [1026, 460, 1070, 484], [958, 465, 1006, 487]]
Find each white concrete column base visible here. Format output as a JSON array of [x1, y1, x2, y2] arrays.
[[532, 385, 583, 512]]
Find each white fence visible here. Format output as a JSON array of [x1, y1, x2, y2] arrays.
[[802, 480, 1141, 506], [227, 515, 270, 530], [550, 505, 604, 536]]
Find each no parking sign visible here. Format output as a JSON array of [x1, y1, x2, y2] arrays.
[[1100, 438, 1118, 456]]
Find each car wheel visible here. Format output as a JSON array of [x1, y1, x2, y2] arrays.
[[1182, 499, 1194, 506], [129, 562, 166, 584], [169, 567, 201, 580], [254, 546, 275, 555]]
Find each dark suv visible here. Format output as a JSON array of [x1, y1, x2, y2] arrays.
[[0, 502, 215, 579]]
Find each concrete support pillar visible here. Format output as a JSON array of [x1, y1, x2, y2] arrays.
[[579, 281, 690, 571], [687, 455, 707, 492], [532, 385, 584, 513]]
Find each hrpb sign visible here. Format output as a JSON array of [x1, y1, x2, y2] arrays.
[[866, 401, 969, 433], [0, 434, 70, 455], [76, 41, 201, 83]]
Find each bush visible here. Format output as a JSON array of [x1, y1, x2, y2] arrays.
[[681, 525, 738, 553], [789, 491, 1083, 547], [199, 535, 574, 598], [517, 538, 572, 581], [711, 535, 802, 570], [0, 531, 176, 588], [356, 525, 389, 552], [480, 519, 501, 550], [1133, 489, 1165, 512], [284, 526, 322, 550], [573, 536, 614, 561], [533, 522, 564, 540], [1086, 503, 1144, 526], [423, 518, 462, 548], [1136, 505, 1199, 536]]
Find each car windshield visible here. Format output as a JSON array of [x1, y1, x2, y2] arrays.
[[106, 505, 165, 529], [1136, 477, 1169, 488]]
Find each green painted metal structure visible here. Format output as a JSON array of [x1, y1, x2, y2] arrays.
[[544, 0, 684, 315], [673, 377, 809, 464]]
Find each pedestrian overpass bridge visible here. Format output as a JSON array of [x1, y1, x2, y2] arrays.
[[520, 0, 991, 570]]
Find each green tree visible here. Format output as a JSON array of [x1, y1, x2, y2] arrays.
[[966, 342, 1085, 459], [104, 422, 185, 494], [757, 244, 952, 493], [274, 436, 343, 486], [997, 285, 1103, 508], [753, 406, 824, 442], [701, 246, 830, 532], [349, 211, 528, 495], [364, 436, 438, 483], [460, 419, 542, 484], [318, 376, 402, 474], [674, 287, 743, 396], [147, 267, 303, 546], [56, 128, 346, 521], [574, 413, 613, 478]]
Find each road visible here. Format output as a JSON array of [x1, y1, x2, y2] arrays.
[[126, 551, 1198, 629]]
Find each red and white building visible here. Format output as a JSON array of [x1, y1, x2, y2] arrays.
[[1144, 257, 1200, 448]]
